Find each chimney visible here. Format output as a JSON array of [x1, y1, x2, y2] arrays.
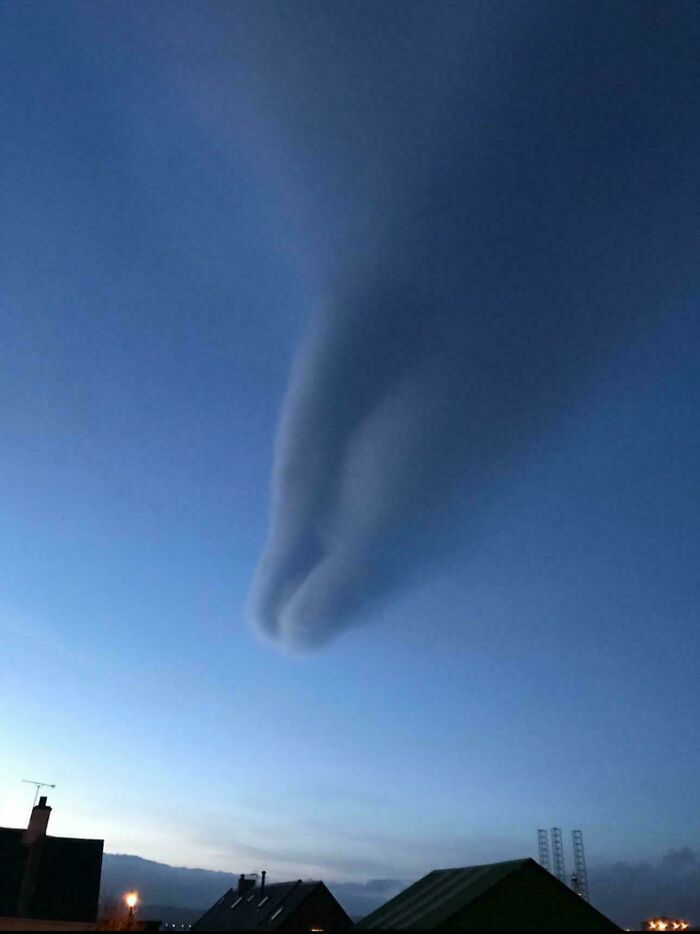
[[18, 797, 52, 916], [237, 874, 256, 896], [23, 796, 51, 846], [261, 870, 266, 895]]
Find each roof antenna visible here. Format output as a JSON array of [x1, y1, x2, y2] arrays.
[[22, 779, 56, 808]]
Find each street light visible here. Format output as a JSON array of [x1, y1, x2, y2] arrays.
[[124, 891, 139, 929]]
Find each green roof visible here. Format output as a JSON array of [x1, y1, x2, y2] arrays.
[[357, 859, 531, 930]]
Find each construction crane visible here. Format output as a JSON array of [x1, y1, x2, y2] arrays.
[[537, 829, 551, 872], [571, 829, 590, 901], [550, 827, 567, 884], [22, 779, 56, 807]]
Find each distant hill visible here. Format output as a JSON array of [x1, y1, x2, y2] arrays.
[[101, 853, 234, 911], [99, 853, 406, 920], [100, 847, 700, 929]]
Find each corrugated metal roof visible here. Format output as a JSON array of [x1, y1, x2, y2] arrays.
[[357, 859, 530, 930]]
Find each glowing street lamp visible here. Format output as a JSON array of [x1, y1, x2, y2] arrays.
[[124, 891, 139, 928]]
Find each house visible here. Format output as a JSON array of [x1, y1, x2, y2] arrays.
[[356, 858, 620, 931], [192, 873, 352, 931], [0, 797, 103, 931]]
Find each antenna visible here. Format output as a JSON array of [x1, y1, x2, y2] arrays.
[[550, 827, 567, 884], [22, 780, 56, 807], [571, 829, 590, 901], [537, 829, 551, 872]]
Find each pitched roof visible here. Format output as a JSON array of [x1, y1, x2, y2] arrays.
[[0, 829, 25, 916], [357, 858, 619, 931], [192, 880, 322, 931], [358, 859, 529, 930], [0, 826, 103, 923]]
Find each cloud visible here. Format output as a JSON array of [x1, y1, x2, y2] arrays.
[[326, 878, 409, 921], [248, 3, 700, 649], [589, 849, 700, 929]]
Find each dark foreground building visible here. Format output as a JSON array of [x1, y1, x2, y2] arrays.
[[357, 858, 620, 931], [0, 797, 103, 931], [193, 873, 352, 931]]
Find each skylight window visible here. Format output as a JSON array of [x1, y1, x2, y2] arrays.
[[270, 906, 284, 920], [247, 893, 256, 902], [258, 896, 269, 907], [230, 897, 242, 909]]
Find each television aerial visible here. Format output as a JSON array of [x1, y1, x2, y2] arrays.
[[21, 779, 56, 807]]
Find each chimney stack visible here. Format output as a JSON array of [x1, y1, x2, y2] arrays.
[[18, 797, 52, 916], [237, 874, 256, 896], [23, 796, 51, 846]]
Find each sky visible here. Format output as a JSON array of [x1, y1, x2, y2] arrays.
[[1, 0, 699, 902]]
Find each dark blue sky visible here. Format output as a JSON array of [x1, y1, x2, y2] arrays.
[[2, 0, 699, 889]]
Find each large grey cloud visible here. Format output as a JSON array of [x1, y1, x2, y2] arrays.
[[248, 2, 700, 649]]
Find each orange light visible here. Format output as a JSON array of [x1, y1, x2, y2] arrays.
[[125, 891, 139, 909], [647, 921, 689, 933]]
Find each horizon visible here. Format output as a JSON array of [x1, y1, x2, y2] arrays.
[[5, 722, 700, 928], [97, 845, 700, 927]]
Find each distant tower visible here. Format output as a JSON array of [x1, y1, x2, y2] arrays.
[[550, 827, 567, 884], [537, 829, 551, 872], [571, 829, 590, 901]]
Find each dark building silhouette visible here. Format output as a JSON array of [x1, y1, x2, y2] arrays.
[[357, 858, 620, 931], [192, 873, 352, 931], [0, 797, 103, 929]]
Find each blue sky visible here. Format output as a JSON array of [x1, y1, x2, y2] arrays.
[[1, 0, 699, 887]]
